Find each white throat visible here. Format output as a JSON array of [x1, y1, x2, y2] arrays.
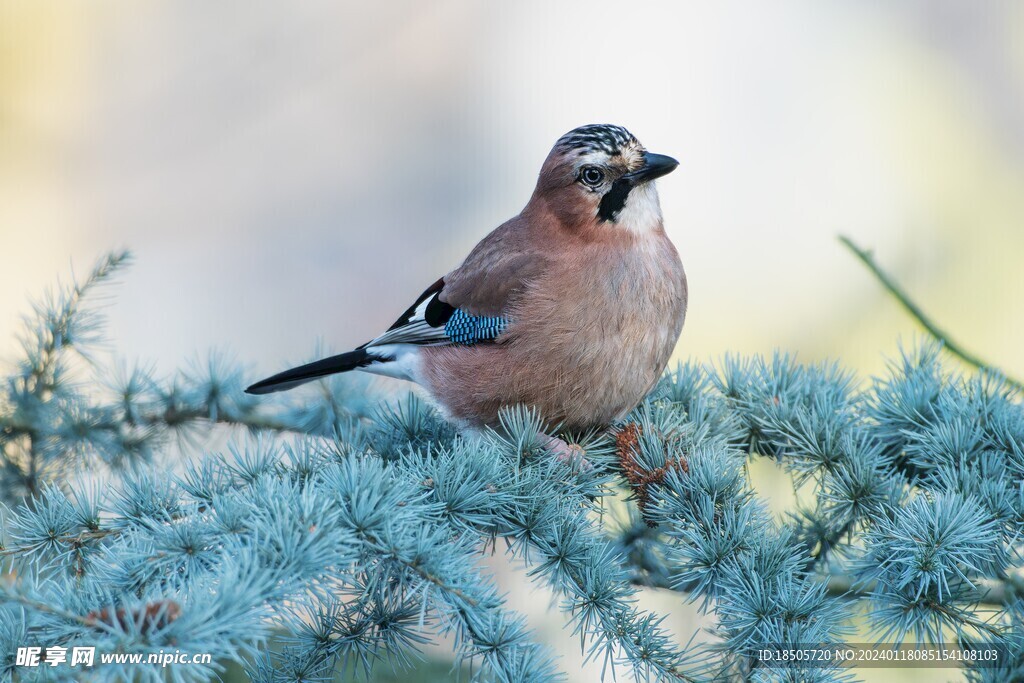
[[616, 182, 663, 234]]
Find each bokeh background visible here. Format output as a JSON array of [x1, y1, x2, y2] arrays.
[[2, 1, 1023, 681]]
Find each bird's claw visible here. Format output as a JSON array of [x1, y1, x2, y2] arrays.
[[540, 435, 593, 473]]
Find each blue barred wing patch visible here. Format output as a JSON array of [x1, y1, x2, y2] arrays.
[[363, 278, 509, 349], [443, 309, 508, 345]]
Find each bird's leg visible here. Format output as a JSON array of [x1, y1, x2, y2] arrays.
[[459, 426, 592, 471], [538, 432, 591, 472]]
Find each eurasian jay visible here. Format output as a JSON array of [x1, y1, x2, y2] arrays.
[[246, 124, 688, 459]]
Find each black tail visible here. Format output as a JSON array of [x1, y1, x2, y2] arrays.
[[245, 349, 377, 395]]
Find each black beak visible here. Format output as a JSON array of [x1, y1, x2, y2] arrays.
[[628, 152, 679, 184]]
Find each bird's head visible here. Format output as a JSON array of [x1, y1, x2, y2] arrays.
[[531, 124, 678, 235]]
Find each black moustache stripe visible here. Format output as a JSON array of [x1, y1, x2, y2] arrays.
[[598, 178, 632, 222]]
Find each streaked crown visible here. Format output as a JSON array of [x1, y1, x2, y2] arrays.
[[554, 124, 641, 157]]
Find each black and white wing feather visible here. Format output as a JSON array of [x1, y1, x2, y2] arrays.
[[360, 278, 509, 349], [246, 275, 512, 395]]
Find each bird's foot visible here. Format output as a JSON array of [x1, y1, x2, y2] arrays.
[[538, 433, 592, 473]]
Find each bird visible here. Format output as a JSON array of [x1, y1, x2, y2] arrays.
[[246, 124, 688, 461]]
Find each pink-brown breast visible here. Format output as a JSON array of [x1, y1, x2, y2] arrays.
[[421, 229, 687, 432]]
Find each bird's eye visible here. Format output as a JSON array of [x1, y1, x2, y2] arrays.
[[579, 166, 604, 187]]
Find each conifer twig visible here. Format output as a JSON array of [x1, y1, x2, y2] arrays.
[[633, 570, 1020, 609], [821, 573, 1022, 609], [839, 235, 1024, 392], [0, 587, 120, 635]]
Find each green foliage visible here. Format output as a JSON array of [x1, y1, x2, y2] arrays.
[[1, 254, 1022, 682]]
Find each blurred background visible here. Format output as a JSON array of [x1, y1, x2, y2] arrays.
[[1, 1, 1022, 681]]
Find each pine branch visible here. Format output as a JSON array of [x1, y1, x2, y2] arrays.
[[839, 235, 1024, 392], [822, 574, 1022, 608], [0, 585, 120, 635], [140, 404, 306, 435], [4, 253, 1024, 682]]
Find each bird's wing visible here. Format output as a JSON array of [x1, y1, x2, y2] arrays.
[[437, 220, 546, 317], [363, 220, 546, 349], [361, 276, 514, 348]]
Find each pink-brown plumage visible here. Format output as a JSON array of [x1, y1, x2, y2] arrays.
[[422, 220, 686, 431], [247, 124, 687, 448], [422, 138, 687, 432]]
